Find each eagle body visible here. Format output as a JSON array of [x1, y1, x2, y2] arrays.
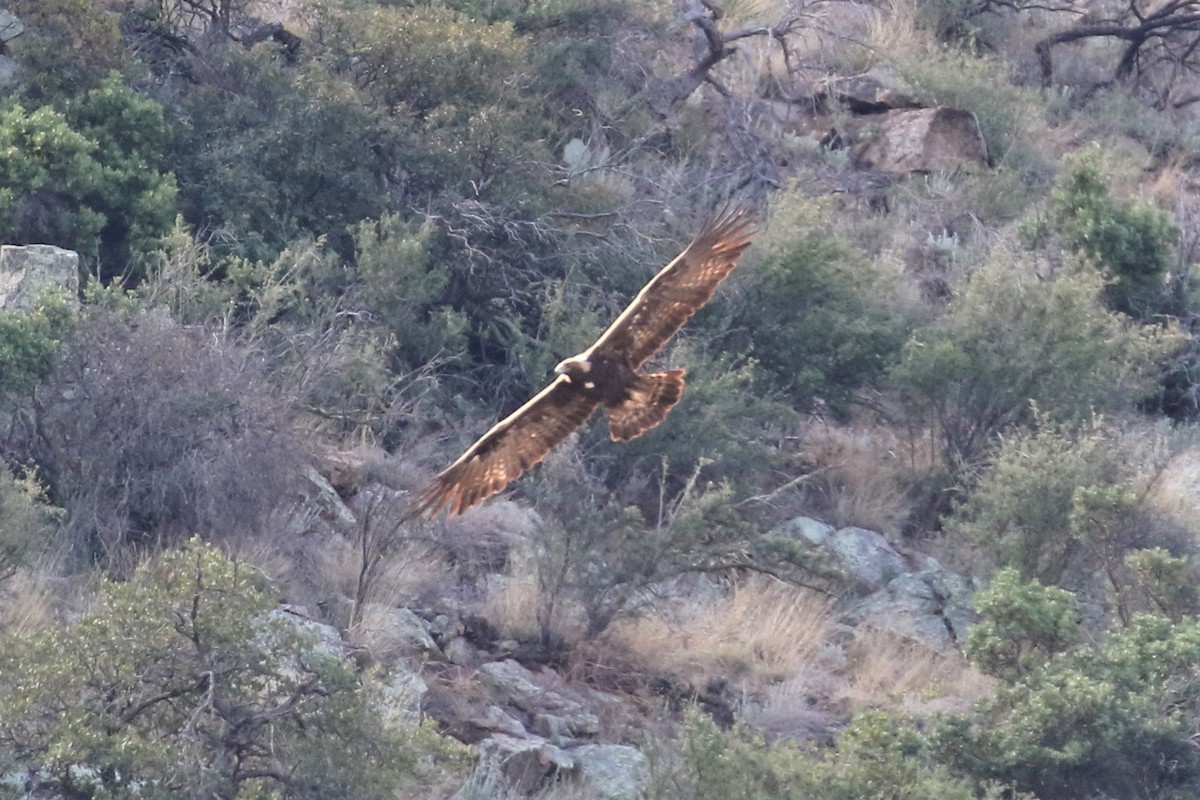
[[407, 205, 757, 519]]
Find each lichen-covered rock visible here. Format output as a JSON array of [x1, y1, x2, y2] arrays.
[[826, 526, 909, 591], [0, 245, 80, 310], [853, 107, 988, 174], [846, 566, 978, 653], [475, 733, 575, 795], [572, 744, 650, 800]]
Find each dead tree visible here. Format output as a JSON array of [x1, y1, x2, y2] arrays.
[[1035, 0, 1200, 101], [644, 0, 805, 115]]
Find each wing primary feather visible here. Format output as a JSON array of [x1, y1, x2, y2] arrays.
[[586, 203, 758, 369], [404, 376, 599, 519]]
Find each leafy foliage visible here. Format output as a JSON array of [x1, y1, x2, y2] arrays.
[[942, 614, 1200, 800], [946, 421, 1127, 583], [0, 78, 177, 277], [1047, 144, 1179, 319], [659, 708, 1002, 800], [892, 253, 1175, 470], [0, 538, 463, 799], [964, 567, 1081, 680], [733, 195, 915, 419]]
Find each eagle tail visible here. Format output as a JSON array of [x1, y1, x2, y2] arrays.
[[607, 369, 686, 442]]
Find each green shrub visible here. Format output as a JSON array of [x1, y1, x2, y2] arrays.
[[732, 195, 915, 419], [964, 567, 1081, 680], [1048, 144, 1179, 319], [942, 614, 1200, 799], [658, 709, 1002, 800], [0, 77, 177, 279], [946, 421, 1126, 583], [0, 467, 63, 584], [0, 538, 464, 799], [891, 252, 1175, 470]]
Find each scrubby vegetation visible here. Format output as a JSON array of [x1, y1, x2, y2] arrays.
[[5, 0, 1200, 797]]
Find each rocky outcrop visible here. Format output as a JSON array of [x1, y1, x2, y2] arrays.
[[775, 516, 977, 653], [846, 569, 978, 653], [0, 245, 80, 310]]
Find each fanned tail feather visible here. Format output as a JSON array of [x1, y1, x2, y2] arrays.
[[607, 369, 686, 441]]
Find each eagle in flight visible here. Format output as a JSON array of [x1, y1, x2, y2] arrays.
[[407, 205, 758, 519]]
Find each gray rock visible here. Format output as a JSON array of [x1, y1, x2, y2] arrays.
[[827, 526, 908, 591], [479, 659, 601, 738], [572, 744, 650, 800], [0, 245, 80, 310], [378, 663, 428, 727], [772, 516, 834, 546], [469, 705, 528, 738], [359, 604, 438, 658], [476, 734, 575, 795], [846, 569, 977, 653], [0, 10, 24, 43], [443, 635, 482, 667]]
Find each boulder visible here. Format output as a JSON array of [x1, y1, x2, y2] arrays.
[[572, 744, 650, 800], [826, 526, 908, 592], [773, 516, 835, 546], [0, 245, 80, 310], [0, 10, 24, 44], [852, 107, 988, 174], [378, 663, 428, 727], [475, 733, 576, 796], [846, 567, 977, 653], [356, 604, 439, 660], [821, 65, 919, 113]]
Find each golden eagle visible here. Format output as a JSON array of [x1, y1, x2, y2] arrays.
[[407, 205, 757, 519]]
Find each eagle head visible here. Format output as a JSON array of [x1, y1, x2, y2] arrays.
[[554, 355, 592, 382]]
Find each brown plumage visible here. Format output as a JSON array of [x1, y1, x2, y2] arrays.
[[406, 204, 757, 519]]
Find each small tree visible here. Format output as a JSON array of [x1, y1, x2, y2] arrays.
[[0, 538, 461, 799]]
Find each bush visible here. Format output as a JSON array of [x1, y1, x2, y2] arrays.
[[28, 310, 303, 566], [0, 78, 178, 279], [945, 421, 1126, 583], [964, 567, 1081, 681], [657, 708, 1001, 800], [0, 467, 63, 585], [0, 538, 463, 799], [891, 252, 1176, 471], [1048, 144, 1179, 319], [732, 195, 915, 419], [941, 614, 1200, 799]]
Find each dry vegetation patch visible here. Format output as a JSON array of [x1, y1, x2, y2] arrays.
[[838, 627, 993, 716], [609, 576, 835, 686]]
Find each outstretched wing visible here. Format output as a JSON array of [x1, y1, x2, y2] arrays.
[[586, 205, 757, 369], [406, 376, 599, 519]]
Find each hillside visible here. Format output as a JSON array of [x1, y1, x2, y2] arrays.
[[4, 0, 1200, 798]]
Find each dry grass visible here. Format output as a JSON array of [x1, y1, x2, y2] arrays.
[[0, 549, 94, 638], [482, 575, 548, 642], [610, 576, 835, 686], [799, 421, 932, 535], [838, 628, 994, 716], [863, 0, 928, 66]]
